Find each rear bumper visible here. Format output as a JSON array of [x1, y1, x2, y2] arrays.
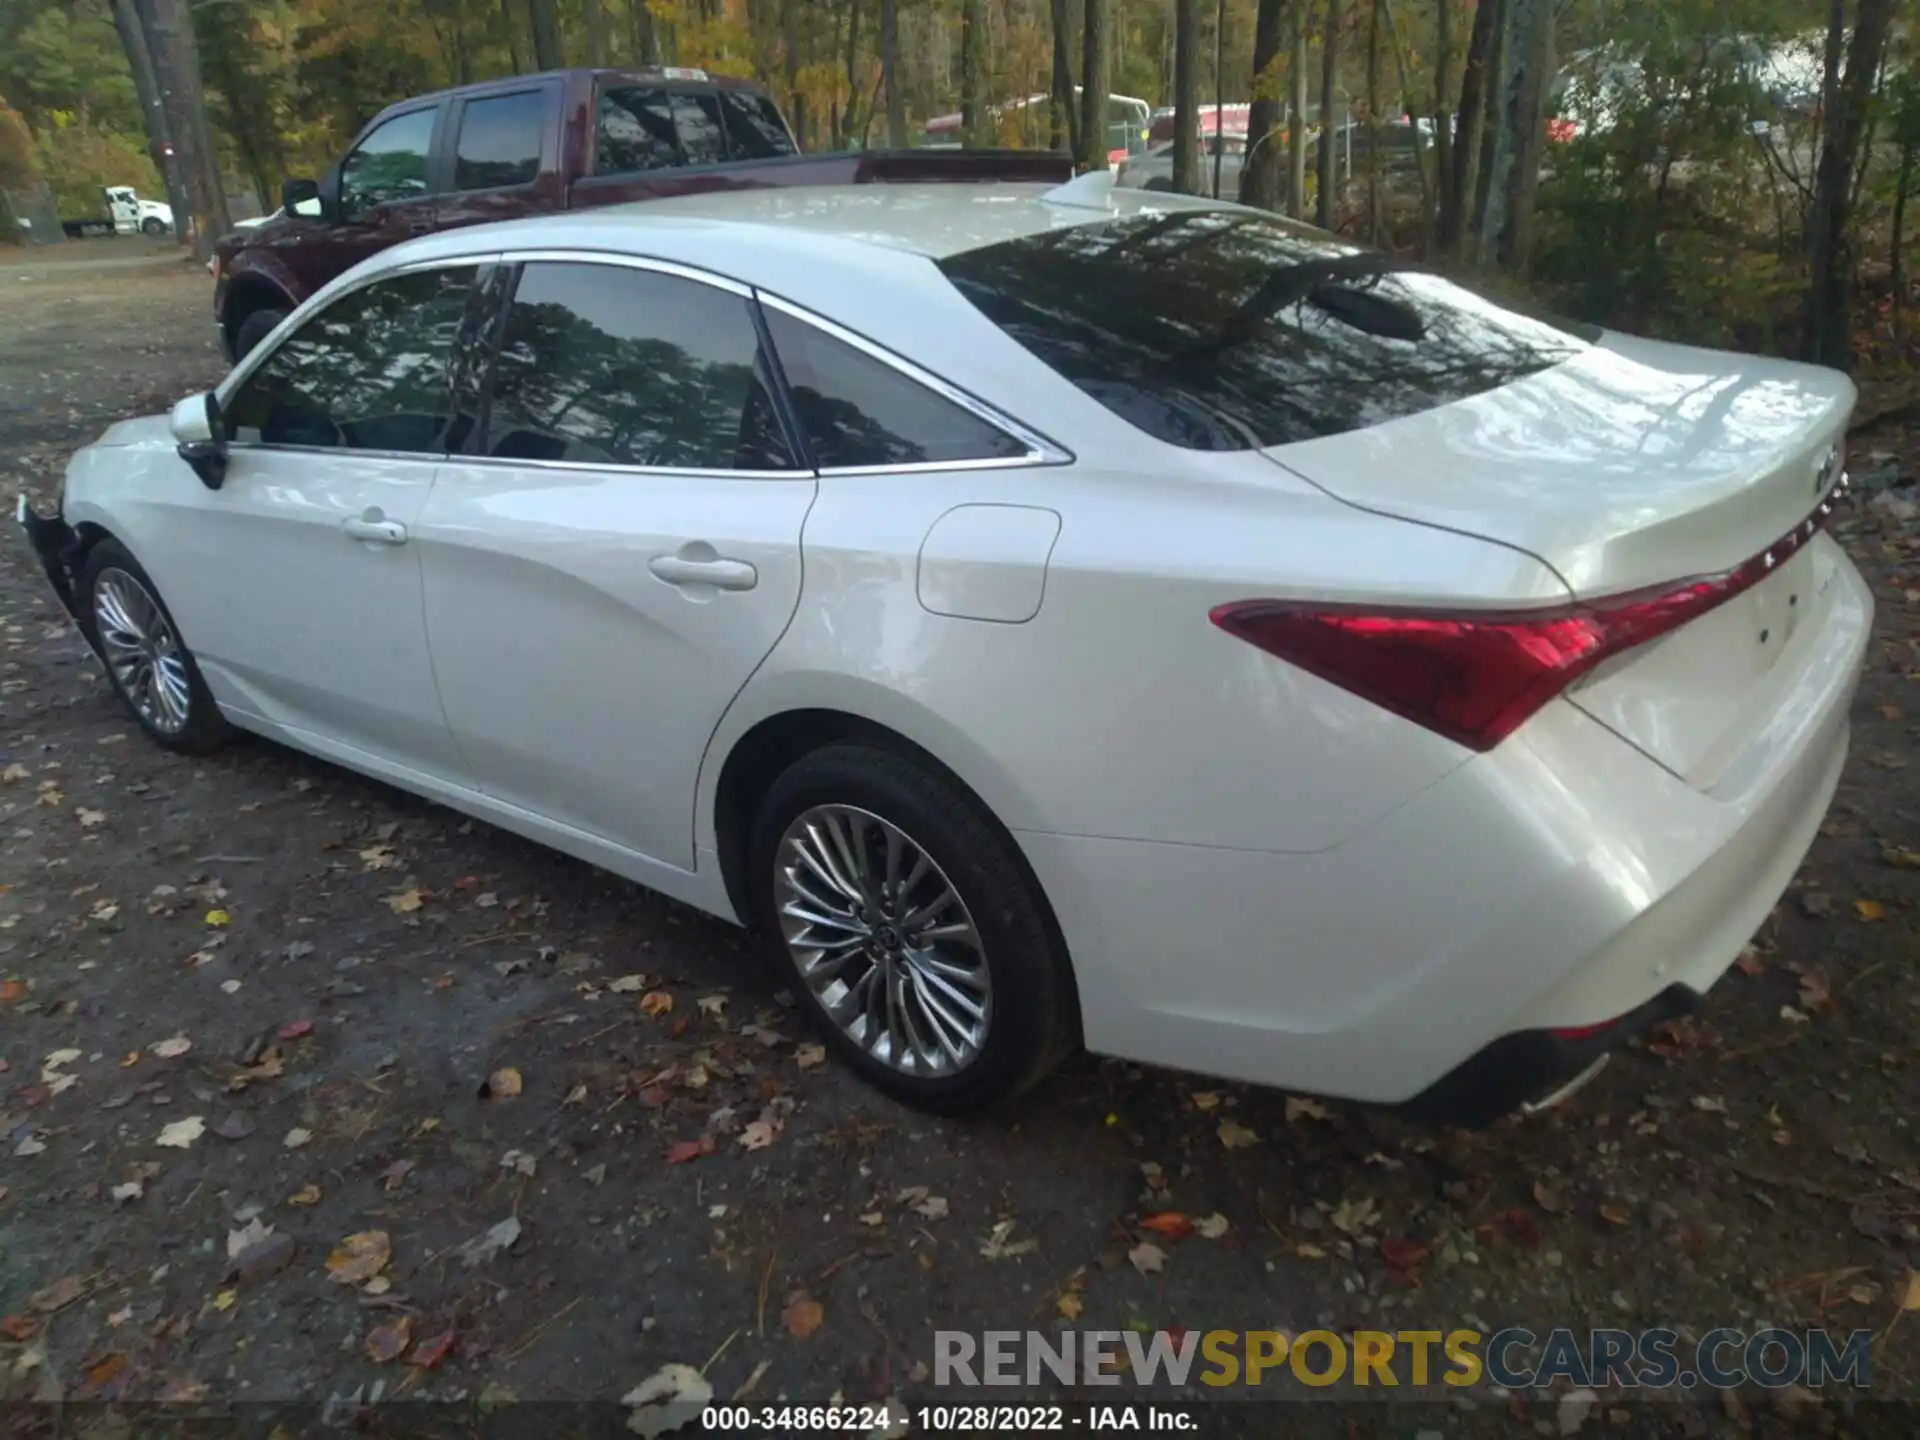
[[1015, 549, 1870, 1121]]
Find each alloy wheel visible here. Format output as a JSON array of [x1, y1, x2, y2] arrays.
[[773, 804, 992, 1076], [93, 567, 191, 736]]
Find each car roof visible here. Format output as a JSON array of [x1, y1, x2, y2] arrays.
[[389, 180, 1230, 269]]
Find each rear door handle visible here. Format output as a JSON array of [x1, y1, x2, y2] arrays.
[[648, 553, 758, 591], [343, 516, 408, 545]]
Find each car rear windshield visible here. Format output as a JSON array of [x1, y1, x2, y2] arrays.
[[936, 209, 1594, 450]]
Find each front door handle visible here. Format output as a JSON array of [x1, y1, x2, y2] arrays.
[[649, 553, 758, 591], [343, 516, 408, 545]]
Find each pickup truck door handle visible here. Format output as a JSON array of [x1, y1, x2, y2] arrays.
[[648, 553, 758, 591], [343, 516, 408, 545]]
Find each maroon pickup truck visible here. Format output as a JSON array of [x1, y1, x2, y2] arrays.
[[212, 65, 1070, 360]]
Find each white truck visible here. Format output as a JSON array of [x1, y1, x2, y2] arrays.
[[61, 185, 175, 238]]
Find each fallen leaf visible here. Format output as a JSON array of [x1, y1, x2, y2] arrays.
[[156, 1116, 205, 1149], [1799, 891, 1834, 918], [1057, 1291, 1084, 1320], [739, 1120, 777, 1151], [358, 845, 398, 871], [910, 1193, 949, 1221], [1599, 1202, 1632, 1227], [1217, 1118, 1261, 1150], [1691, 1095, 1728, 1114], [1855, 899, 1887, 922], [204, 909, 231, 927], [795, 1043, 827, 1069], [1379, 1236, 1431, 1276], [110, 1181, 144, 1205], [1331, 1195, 1381, 1236], [1900, 1270, 1920, 1312], [665, 1136, 716, 1165], [1733, 945, 1766, 977], [608, 974, 647, 993], [220, 979, 242, 995], [458, 1216, 522, 1268], [75, 808, 106, 828], [1195, 1213, 1230, 1240], [0, 763, 28, 782], [696, 994, 727, 1017], [485, 1067, 523, 1098], [44, 1048, 80, 1068], [783, 1292, 825, 1339], [380, 1159, 414, 1190], [1286, 1096, 1331, 1123], [0, 979, 26, 1006], [0, 1315, 37, 1341], [1139, 1212, 1195, 1241], [979, 1219, 1039, 1260], [623, 1363, 714, 1440], [408, 1327, 456, 1369], [1883, 847, 1920, 870], [226, 1217, 272, 1260], [150, 1036, 192, 1060], [500, 1149, 536, 1177], [288, 1183, 322, 1207], [210, 1290, 237, 1312], [283, 1127, 312, 1149], [277, 1019, 313, 1041], [324, 1230, 392, 1285], [1533, 1180, 1567, 1214], [365, 1315, 411, 1363], [385, 889, 424, 914], [29, 1276, 85, 1314], [364, 1275, 392, 1295], [1791, 962, 1834, 1012], [1128, 1240, 1167, 1275], [639, 990, 674, 1017]]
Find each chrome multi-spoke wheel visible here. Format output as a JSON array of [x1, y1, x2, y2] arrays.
[[774, 804, 992, 1077], [93, 567, 192, 736]]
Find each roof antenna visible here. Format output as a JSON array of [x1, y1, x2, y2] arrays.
[[1040, 167, 1119, 210]]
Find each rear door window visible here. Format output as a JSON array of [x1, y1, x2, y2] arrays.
[[453, 91, 544, 191], [597, 86, 680, 173], [937, 210, 1592, 451], [671, 92, 728, 165], [482, 262, 795, 471], [716, 90, 796, 158], [762, 307, 1028, 469]]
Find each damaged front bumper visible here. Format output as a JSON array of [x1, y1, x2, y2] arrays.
[[16, 495, 95, 645]]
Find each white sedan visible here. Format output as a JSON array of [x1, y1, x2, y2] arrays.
[[18, 178, 1868, 1123]]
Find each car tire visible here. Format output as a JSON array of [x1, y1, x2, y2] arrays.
[[141, 217, 165, 235], [748, 743, 1076, 1115], [78, 540, 231, 755], [232, 307, 287, 361]]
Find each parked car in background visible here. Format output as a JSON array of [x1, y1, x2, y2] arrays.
[[62, 185, 173, 238], [1117, 131, 1247, 196], [211, 65, 1067, 360], [23, 176, 1866, 1125]]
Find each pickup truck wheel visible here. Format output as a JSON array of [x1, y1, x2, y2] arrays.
[[141, 217, 165, 235], [79, 541, 231, 755], [233, 307, 288, 361]]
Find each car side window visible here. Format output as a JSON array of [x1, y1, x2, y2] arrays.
[[761, 308, 1029, 469], [597, 87, 679, 173], [482, 262, 795, 471], [224, 266, 479, 454], [715, 90, 795, 158], [339, 109, 436, 216], [672, 92, 728, 165], [453, 91, 544, 191]]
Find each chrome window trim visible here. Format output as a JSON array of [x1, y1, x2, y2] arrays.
[[754, 289, 1074, 472], [493, 248, 755, 297], [438, 453, 805, 481]]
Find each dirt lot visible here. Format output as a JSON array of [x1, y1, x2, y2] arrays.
[[2, 245, 1919, 1435]]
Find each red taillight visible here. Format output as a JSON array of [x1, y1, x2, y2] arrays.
[[1210, 496, 1841, 752]]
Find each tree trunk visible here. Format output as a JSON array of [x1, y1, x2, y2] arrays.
[[1239, 0, 1284, 209], [1050, 0, 1080, 154], [584, 0, 609, 65], [1380, 0, 1434, 245], [1802, 0, 1899, 368], [1213, 0, 1227, 197], [1366, 0, 1381, 243], [136, 0, 229, 258], [1463, 0, 1511, 264], [1493, 0, 1553, 270], [782, 0, 805, 149], [1316, 0, 1340, 228], [109, 0, 189, 246], [1433, 0, 1453, 199], [1441, 0, 1498, 257], [631, 0, 662, 65], [882, 0, 908, 146], [1079, 0, 1112, 171], [528, 0, 564, 69], [1288, 4, 1309, 217], [840, 0, 865, 147], [1172, 0, 1200, 192], [961, 0, 985, 147], [501, 0, 525, 70], [1891, 137, 1913, 335]]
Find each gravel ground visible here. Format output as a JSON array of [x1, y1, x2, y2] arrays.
[[2, 244, 1919, 1437]]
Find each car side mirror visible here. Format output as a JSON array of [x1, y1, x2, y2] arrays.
[[171, 392, 228, 491], [317, 163, 345, 224], [281, 176, 321, 219]]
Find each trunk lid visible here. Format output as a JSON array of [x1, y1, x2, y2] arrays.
[[1263, 332, 1856, 789]]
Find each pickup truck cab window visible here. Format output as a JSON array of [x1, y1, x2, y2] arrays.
[[671, 93, 728, 165], [715, 90, 797, 158], [339, 108, 437, 216], [597, 87, 681, 173], [453, 91, 545, 191], [481, 261, 795, 472], [225, 266, 479, 454]]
